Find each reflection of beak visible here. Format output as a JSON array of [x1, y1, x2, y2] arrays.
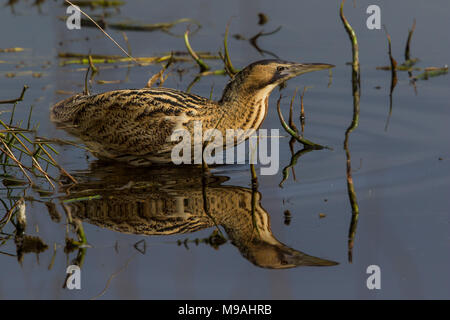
[[248, 240, 339, 269], [282, 248, 339, 268], [283, 63, 335, 79]]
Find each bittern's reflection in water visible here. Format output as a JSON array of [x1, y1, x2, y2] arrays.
[[60, 163, 337, 269]]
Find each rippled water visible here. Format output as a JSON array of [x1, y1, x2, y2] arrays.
[[0, 0, 449, 299]]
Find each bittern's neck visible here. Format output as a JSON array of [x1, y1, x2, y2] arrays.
[[217, 76, 277, 131]]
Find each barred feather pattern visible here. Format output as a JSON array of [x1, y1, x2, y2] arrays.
[[51, 87, 270, 165]]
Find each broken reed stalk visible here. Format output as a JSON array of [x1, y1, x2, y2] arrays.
[[385, 27, 398, 90], [1, 131, 60, 189], [0, 86, 28, 105], [344, 71, 360, 263], [146, 52, 174, 88], [340, 0, 360, 263], [36, 144, 77, 184], [183, 22, 242, 90], [223, 23, 239, 76], [88, 55, 98, 74], [340, 0, 359, 72], [74, 218, 87, 244], [12, 136, 56, 187], [288, 88, 299, 134], [276, 95, 329, 150], [384, 27, 398, 132], [0, 197, 23, 225], [249, 26, 282, 58], [184, 30, 210, 72], [279, 148, 314, 188], [249, 163, 260, 237], [0, 143, 33, 185], [84, 63, 91, 96], [122, 32, 132, 56], [299, 86, 311, 135], [405, 19, 416, 62]]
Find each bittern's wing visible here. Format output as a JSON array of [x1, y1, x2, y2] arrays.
[[50, 88, 209, 160]]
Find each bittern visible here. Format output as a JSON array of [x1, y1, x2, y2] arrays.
[[51, 59, 334, 165]]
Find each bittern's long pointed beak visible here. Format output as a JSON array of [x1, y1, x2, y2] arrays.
[[278, 63, 335, 81], [286, 62, 335, 77], [283, 249, 339, 268]]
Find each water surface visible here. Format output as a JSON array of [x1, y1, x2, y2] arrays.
[[0, 0, 449, 299]]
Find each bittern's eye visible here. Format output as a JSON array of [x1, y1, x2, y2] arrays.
[[277, 66, 287, 72]]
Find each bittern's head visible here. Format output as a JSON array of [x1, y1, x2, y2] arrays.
[[220, 59, 334, 103]]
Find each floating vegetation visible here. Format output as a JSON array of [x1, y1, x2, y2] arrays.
[[413, 65, 449, 80], [69, 0, 125, 8], [58, 51, 219, 67], [376, 19, 448, 130], [108, 18, 200, 34], [376, 20, 447, 83], [70, 13, 201, 36], [0, 47, 25, 53]]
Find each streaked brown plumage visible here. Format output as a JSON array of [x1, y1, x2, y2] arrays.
[[60, 164, 337, 269], [51, 60, 333, 165]]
